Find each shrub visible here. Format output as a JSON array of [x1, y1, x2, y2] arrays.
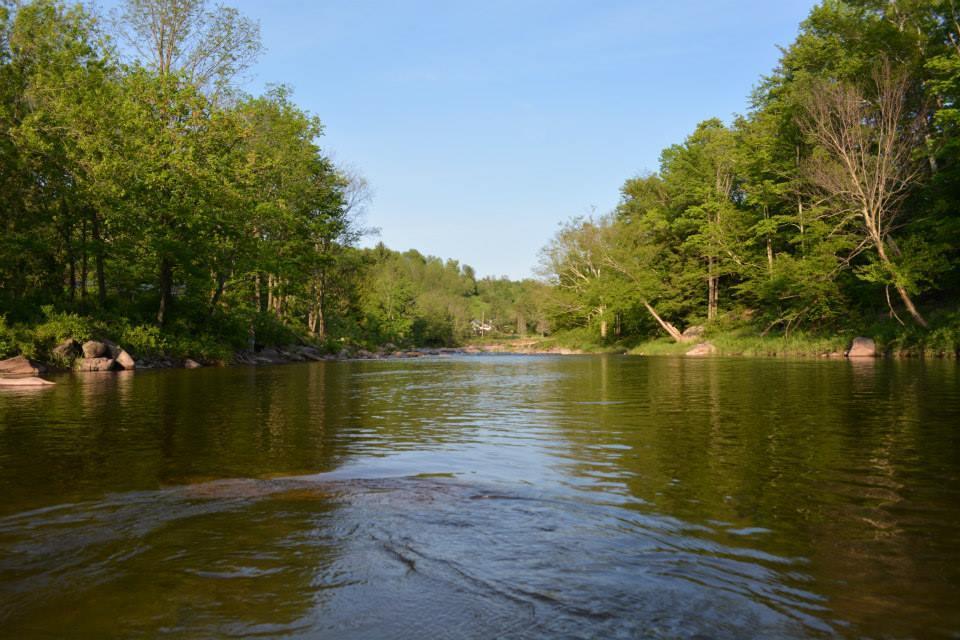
[[32, 306, 94, 347], [120, 324, 167, 357], [0, 316, 17, 358]]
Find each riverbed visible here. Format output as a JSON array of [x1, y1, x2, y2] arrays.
[[1, 355, 958, 637]]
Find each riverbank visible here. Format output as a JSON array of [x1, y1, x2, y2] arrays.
[[3, 307, 958, 387], [468, 324, 960, 359]]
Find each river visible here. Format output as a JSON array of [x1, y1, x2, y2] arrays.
[[1, 355, 958, 638]]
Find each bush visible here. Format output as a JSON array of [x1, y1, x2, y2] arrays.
[[119, 323, 167, 357], [32, 306, 94, 347], [0, 316, 17, 358]]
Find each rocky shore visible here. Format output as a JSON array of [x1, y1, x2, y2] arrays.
[[0, 334, 891, 388]]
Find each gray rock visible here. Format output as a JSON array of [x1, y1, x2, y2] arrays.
[[184, 358, 203, 369], [0, 355, 46, 376], [299, 347, 324, 361], [114, 349, 136, 370], [82, 340, 109, 359], [52, 339, 82, 361], [686, 342, 717, 357], [75, 357, 118, 372], [681, 325, 706, 340], [846, 337, 877, 358]]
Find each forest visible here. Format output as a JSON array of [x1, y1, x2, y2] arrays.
[[540, 0, 960, 355], [1, 0, 959, 363], [0, 0, 547, 361]]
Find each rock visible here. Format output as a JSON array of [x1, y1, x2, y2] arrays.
[[52, 339, 82, 361], [114, 349, 136, 370], [686, 341, 717, 357], [680, 325, 706, 343], [74, 357, 118, 372], [184, 358, 203, 369], [82, 340, 109, 359], [0, 376, 55, 387], [258, 348, 284, 363], [0, 355, 46, 376], [299, 347, 324, 362], [846, 337, 877, 358]]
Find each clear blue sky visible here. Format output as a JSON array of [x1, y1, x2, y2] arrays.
[[124, 0, 819, 279]]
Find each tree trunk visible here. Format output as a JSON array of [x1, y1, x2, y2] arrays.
[[267, 273, 274, 314], [707, 256, 718, 321], [157, 258, 173, 325], [66, 226, 76, 301], [80, 219, 88, 300], [209, 272, 227, 315], [876, 240, 927, 327], [642, 300, 683, 342], [92, 212, 106, 306]]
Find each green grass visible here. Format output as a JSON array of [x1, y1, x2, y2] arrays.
[[515, 317, 960, 359]]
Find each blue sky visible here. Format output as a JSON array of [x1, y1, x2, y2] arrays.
[[117, 0, 817, 279]]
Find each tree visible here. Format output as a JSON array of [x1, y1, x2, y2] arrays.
[[114, 0, 261, 97], [800, 61, 932, 326]]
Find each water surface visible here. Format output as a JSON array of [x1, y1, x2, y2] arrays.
[[1, 355, 958, 638]]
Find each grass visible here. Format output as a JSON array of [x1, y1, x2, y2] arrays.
[[473, 315, 960, 359]]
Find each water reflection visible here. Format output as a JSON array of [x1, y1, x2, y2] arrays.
[[0, 356, 958, 637]]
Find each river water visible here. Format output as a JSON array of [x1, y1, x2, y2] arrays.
[[0, 355, 958, 638]]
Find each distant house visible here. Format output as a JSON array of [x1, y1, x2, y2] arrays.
[[471, 319, 493, 335]]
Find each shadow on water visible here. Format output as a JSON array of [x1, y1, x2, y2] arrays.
[[0, 355, 958, 637], [0, 473, 828, 638]]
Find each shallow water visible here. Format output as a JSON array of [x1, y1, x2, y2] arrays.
[[1, 355, 958, 638]]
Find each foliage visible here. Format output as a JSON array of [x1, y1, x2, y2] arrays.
[[538, 0, 960, 349]]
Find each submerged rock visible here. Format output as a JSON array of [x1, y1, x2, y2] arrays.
[[846, 337, 877, 358], [686, 342, 717, 357], [0, 376, 54, 387]]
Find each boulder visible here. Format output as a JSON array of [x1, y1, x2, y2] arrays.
[[258, 348, 284, 363], [846, 337, 877, 358], [0, 376, 55, 387], [75, 357, 118, 372], [114, 349, 136, 370], [82, 340, 109, 359], [299, 347, 324, 362], [680, 325, 706, 343], [686, 341, 717, 357], [184, 358, 203, 369], [0, 355, 46, 376], [52, 339, 82, 361]]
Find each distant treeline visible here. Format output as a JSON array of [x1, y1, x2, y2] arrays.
[[0, 0, 546, 358], [538, 1, 960, 349]]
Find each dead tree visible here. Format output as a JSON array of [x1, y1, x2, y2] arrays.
[[800, 61, 928, 326]]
